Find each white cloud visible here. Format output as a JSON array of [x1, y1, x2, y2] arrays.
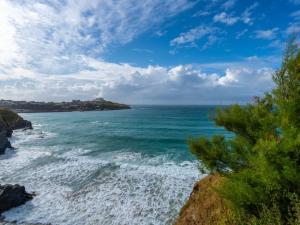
[[291, 10, 300, 19], [267, 40, 285, 50], [0, 0, 276, 104], [241, 2, 258, 25], [170, 26, 219, 48], [213, 12, 239, 25], [0, 0, 194, 74], [0, 57, 274, 104], [286, 23, 300, 35], [213, 2, 258, 27], [254, 28, 279, 40], [222, 0, 236, 10], [236, 29, 248, 39], [193, 11, 210, 17]]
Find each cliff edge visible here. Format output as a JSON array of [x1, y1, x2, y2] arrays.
[[174, 175, 230, 225], [0, 108, 32, 154]]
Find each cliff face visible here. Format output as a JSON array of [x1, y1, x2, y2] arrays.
[[0, 114, 11, 155], [0, 108, 32, 154], [0, 109, 34, 219], [174, 175, 230, 225], [0, 129, 11, 155]]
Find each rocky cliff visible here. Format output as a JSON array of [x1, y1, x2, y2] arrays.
[[174, 175, 231, 225], [0, 108, 32, 154], [0, 184, 33, 214], [0, 109, 34, 219]]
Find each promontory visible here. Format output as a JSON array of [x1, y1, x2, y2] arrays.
[[0, 98, 130, 113]]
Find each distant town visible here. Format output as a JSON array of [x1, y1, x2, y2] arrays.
[[0, 98, 130, 113]]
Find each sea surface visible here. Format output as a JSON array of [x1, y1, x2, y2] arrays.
[[0, 106, 231, 225]]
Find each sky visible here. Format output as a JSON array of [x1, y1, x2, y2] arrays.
[[0, 0, 299, 105]]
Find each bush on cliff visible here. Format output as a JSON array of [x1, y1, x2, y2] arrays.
[[0, 108, 22, 128], [0, 108, 32, 131], [189, 39, 300, 224]]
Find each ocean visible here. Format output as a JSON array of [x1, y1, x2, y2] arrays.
[[0, 106, 231, 225]]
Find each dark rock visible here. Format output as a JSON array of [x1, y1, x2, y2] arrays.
[[0, 108, 33, 131], [0, 115, 12, 155], [5, 130, 12, 138], [0, 184, 33, 214], [0, 131, 11, 155], [0, 108, 32, 155], [10, 120, 32, 131]]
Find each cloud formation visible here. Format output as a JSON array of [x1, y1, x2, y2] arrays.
[[222, 0, 236, 10], [286, 23, 300, 35], [213, 12, 239, 25], [0, 0, 194, 74], [254, 28, 279, 40], [0, 0, 280, 104], [170, 26, 219, 48], [0, 55, 274, 104]]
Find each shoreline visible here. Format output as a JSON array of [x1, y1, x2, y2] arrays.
[[1, 107, 204, 225], [0, 109, 34, 222], [0, 99, 130, 114], [17, 108, 131, 114]]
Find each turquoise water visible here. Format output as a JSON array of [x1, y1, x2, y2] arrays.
[[0, 106, 230, 225]]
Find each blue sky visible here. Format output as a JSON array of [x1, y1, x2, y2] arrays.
[[0, 0, 299, 104], [105, 0, 294, 67]]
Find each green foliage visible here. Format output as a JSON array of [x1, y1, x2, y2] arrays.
[[190, 39, 300, 224], [223, 194, 300, 225], [0, 108, 23, 128]]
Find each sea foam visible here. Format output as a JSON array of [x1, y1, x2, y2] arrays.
[[1, 126, 202, 225], [0, 107, 217, 225]]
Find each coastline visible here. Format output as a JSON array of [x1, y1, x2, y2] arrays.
[[0, 109, 34, 222], [0, 99, 130, 113], [1, 106, 212, 225]]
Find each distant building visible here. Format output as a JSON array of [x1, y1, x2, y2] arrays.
[[93, 98, 105, 102]]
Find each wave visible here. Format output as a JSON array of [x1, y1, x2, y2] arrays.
[[0, 110, 207, 225], [1, 144, 202, 225]]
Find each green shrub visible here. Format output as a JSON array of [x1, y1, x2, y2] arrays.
[[0, 108, 23, 128], [190, 39, 300, 224]]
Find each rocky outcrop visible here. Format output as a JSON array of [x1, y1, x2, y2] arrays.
[[174, 175, 231, 225], [0, 108, 32, 155], [0, 124, 11, 155], [0, 131, 11, 155], [0, 108, 32, 131], [0, 110, 34, 222], [0, 184, 33, 214], [9, 120, 32, 131]]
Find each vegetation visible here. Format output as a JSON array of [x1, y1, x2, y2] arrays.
[[0, 108, 23, 128], [0, 99, 130, 113], [189, 39, 300, 224]]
